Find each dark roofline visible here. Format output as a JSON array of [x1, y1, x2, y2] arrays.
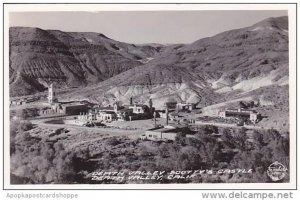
[[100, 111, 116, 114], [96, 106, 114, 110]]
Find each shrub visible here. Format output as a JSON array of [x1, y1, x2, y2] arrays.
[[105, 137, 120, 146], [15, 108, 39, 120], [199, 125, 218, 135], [11, 137, 78, 184], [175, 132, 186, 144], [18, 121, 34, 133]]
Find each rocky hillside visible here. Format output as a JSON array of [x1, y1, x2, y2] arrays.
[[9, 27, 163, 96], [61, 16, 288, 110]]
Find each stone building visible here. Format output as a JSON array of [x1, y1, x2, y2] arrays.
[[129, 104, 150, 114], [98, 111, 117, 122], [164, 101, 177, 111], [176, 102, 196, 111], [218, 108, 261, 124], [140, 125, 195, 141], [75, 98, 155, 124], [116, 108, 134, 121], [39, 102, 88, 116]]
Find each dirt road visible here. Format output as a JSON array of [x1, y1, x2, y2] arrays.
[[31, 118, 144, 136]]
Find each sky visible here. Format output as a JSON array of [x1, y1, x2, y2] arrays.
[[9, 10, 287, 44]]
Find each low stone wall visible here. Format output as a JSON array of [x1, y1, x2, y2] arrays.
[[194, 121, 237, 128]]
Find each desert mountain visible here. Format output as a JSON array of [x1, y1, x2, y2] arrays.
[[61, 16, 288, 112], [9, 27, 163, 96]]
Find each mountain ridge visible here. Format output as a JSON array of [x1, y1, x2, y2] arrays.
[[57, 16, 288, 111], [10, 16, 288, 106], [9, 27, 163, 96]]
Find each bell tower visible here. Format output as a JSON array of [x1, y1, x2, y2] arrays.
[[48, 83, 56, 104]]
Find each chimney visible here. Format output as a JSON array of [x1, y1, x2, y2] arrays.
[[149, 98, 153, 109], [130, 97, 133, 106]]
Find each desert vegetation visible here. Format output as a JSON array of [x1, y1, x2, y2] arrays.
[[10, 122, 289, 184], [10, 119, 94, 184]]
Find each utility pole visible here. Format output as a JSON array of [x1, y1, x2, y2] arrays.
[[154, 112, 157, 127], [165, 107, 169, 125]]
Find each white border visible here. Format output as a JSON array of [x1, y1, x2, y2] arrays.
[[3, 3, 297, 190]]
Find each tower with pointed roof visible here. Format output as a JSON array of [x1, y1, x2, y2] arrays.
[[47, 83, 57, 104]]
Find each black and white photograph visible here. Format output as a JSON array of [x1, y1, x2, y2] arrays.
[[3, 3, 297, 190]]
